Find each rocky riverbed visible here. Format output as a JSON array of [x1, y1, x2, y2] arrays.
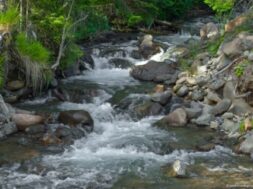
[[1, 15, 253, 188]]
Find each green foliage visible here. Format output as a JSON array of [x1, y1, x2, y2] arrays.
[[60, 43, 83, 69], [15, 33, 52, 92], [204, 0, 235, 14], [179, 59, 191, 71], [234, 60, 250, 78], [207, 35, 224, 55], [15, 33, 50, 64], [127, 15, 143, 27], [75, 12, 110, 39], [239, 121, 245, 133], [0, 6, 19, 28], [151, 0, 196, 19]]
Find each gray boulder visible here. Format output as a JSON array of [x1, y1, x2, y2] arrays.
[[151, 90, 172, 105], [0, 122, 17, 139], [58, 110, 94, 132], [130, 60, 178, 82], [209, 99, 232, 116], [239, 132, 253, 154], [158, 108, 187, 128]]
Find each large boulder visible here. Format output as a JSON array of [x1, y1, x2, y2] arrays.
[[139, 34, 160, 59], [130, 60, 179, 82], [11, 114, 45, 131], [157, 108, 187, 128], [209, 99, 232, 116], [219, 33, 253, 58], [58, 110, 94, 132], [200, 22, 219, 41]]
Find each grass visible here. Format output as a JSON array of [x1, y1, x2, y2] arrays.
[[16, 33, 50, 64], [0, 6, 19, 29], [15, 33, 52, 93]]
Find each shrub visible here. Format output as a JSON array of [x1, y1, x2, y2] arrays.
[[127, 15, 143, 27], [60, 43, 83, 69], [204, 0, 235, 14]]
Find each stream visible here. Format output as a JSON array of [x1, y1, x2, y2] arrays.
[[1, 18, 253, 189]]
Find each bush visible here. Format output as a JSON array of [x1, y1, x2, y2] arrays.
[[204, 0, 235, 14], [60, 43, 83, 69], [127, 15, 143, 27]]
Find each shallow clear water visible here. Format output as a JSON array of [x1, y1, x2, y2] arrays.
[[1, 34, 253, 189]]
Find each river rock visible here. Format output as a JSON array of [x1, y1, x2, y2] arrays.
[[220, 119, 239, 133], [130, 60, 178, 82], [139, 34, 160, 59], [54, 126, 85, 144], [134, 101, 163, 119], [239, 132, 253, 154], [25, 124, 45, 134], [6, 80, 25, 91], [42, 133, 62, 145], [100, 48, 126, 57], [185, 107, 202, 119], [177, 85, 189, 97], [158, 108, 187, 128], [0, 122, 17, 139], [192, 113, 215, 126], [161, 47, 189, 62], [169, 160, 187, 178], [220, 33, 253, 58], [209, 99, 232, 116], [79, 52, 95, 70], [11, 114, 45, 131], [130, 50, 142, 59], [58, 110, 94, 132], [200, 22, 219, 41], [210, 121, 219, 130], [206, 90, 221, 104], [230, 99, 253, 115], [196, 76, 209, 87], [108, 58, 133, 69], [151, 90, 172, 105], [209, 78, 225, 91], [191, 89, 205, 101]]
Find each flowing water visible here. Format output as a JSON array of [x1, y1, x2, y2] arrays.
[[1, 27, 253, 189]]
